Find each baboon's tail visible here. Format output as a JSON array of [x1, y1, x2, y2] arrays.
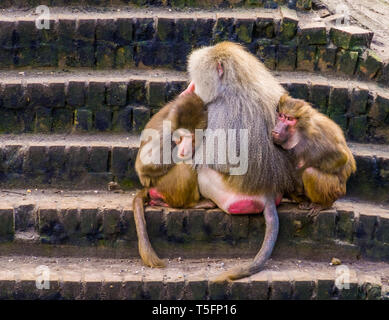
[[133, 188, 166, 268], [212, 200, 279, 281]]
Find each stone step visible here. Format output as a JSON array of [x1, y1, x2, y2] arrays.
[[0, 1, 312, 10], [0, 69, 388, 143], [0, 7, 385, 85], [0, 190, 388, 261], [0, 134, 388, 202], [0, 256, 386, 300]]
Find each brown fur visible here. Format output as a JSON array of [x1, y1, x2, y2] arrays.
[[276, 94, 357, 213], [133, 93, 208, 268]]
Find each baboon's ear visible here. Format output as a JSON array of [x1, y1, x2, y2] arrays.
[[279, 94, 288, 106], [217, 62, 224, 78]]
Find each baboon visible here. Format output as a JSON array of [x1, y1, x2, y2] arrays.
[[181, 41, 295, 281], [272, 94, 356, 217], [133, 92, 214, 268]]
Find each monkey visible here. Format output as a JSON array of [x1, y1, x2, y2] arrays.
[[180, 41, 296, 281], [272, 94, 357, 218], [133, 92, 214, 268]]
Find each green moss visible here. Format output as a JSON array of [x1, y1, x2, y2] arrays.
[[115, 46, 134, 68], [118, 177, 137, 190], [297, 45, 317, 71], [336, 49, 359, 76]]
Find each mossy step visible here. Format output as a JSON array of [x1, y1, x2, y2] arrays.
[[0, 7, 385, 85], [0, 256, 386, 300], [0, 189, 388, 261], [0, 133, 387, 202], [0, 0, 306, 10], [0, 69, 388, 143]]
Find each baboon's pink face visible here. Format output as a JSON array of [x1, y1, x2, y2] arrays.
[[272, 112, 297, 146], [174, 129, 195, 160]]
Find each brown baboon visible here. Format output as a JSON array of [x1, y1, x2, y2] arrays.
[[272, 94, 356, 218], [133, 92, 214, 268]]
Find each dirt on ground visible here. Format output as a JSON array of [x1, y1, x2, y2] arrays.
[[0, 255, 387, 286]]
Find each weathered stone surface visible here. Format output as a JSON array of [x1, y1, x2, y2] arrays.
[[317, 44, 337, 72], [297, 45, 317, 71], [328, 86, 350, 117], [112, 105, 132, 132], [348, 115, 368, 142], [368, 94, 389, 125], [86, 81, 106, 110], [132, 106, 150, 132], [235, 18, 254, 43], [292, 273, 314, 300], [336, 49, 359, 76], [254, 16, 275, 39], [358, 49, 383, 80], [309, 82, 330, 113], [67, 81, 86, 107], [106, 82, 128, 107], [277, 44, 297, 71], [336, 210, 355, 242], [35, 107, 53, 133], [298, 23, 326, 45], [146, 81, 166, 108], [330, 26, 374, 50], [157, 18, 176, 42], [2, 84, 27, 109], [296, 0, 312, 10], [287, 82, 310, 100], [0, 0, 295, 8], [134, 18, 155, 42], [377, 62, 389, 86], [279, 7, 299, 43], [166, 209, 186, 242], [347, 154, 389, 202], [350, 87, 369, 115], [256, 39, 276, 70], [213, 17, 235, 43], [75, 109, 93, 131], [52, 109, 73, 133], [0, 209, 13, 240]]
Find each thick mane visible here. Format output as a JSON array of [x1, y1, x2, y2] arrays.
[[188, 41, 294, 195], [189, 42, 286, 120], [212, 42, 286, 118]]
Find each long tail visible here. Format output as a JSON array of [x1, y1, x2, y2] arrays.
[[212, 200, 279, 282], [133, 188, 166, 268]]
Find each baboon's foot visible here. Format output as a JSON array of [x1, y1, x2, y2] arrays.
[[307, 204, 328, 221], [149, 199, 169, 207], [192, 199, 217, 209], [298, 201, 314, 210]]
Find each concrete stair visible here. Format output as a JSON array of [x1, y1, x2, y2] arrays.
[[0, 256, 387, 300], [0, 190, 388, 261], [0, 69, 388, 142], [0, 2, 388, 300], [0, 7, 386, 84], [0, 134, 387, 202], [0, 1, 314, 10]]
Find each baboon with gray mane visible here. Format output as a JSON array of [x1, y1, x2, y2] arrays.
[[181, 41, 295, 281]]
